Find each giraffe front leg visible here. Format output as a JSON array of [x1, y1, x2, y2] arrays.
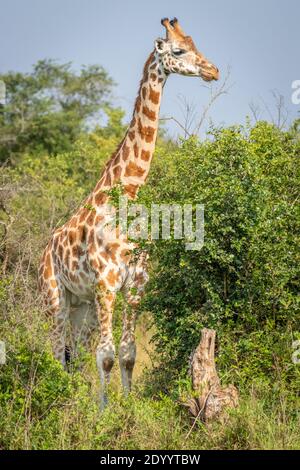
[[119, 260, 148, 395], [119, 300, 137, 395], [95, 288, 116, 410]]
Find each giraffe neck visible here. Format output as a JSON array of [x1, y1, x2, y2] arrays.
[[93, 51, 167, 200]]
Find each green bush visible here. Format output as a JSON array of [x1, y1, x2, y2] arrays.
[[139, 122, 300, 391]]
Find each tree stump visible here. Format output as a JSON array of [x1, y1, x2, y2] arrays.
[[186, 328, 238, 422]]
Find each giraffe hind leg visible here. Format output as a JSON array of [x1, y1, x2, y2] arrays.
[[69, 299, 99, 358], [41, 278, 69, 369], [95, 289, 116, 410]]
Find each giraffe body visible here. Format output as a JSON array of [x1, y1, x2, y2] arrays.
[[38, 18, 219, 407]]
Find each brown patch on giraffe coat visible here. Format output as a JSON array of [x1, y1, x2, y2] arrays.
[[107, 159, 114, 171], [98, 258, 105, 271], [58, 244, 63, 261], [128, 130, 135, 141], [107, 269, 120, 286], [120, 249, 131, 263], [53, 235, 59, 251], [64, 248, 71, 269], [97, 279, 106, 291], [149, 85, 160, 105], [106, 242, 120, 263], [100, 249, 109, 262], [122, 145, 130, 161], [90, 257, 100, 271], [142, 87, 147, 99], [100, 244, 117, 264], [69, 216, 77, 228], [78, 225, 86, 244], [44, 254, 52, 279], [50, 279, 57, 288], [136, 96, 141, 113], [72, 260, 79, 271], [124, 184, 139, 199], [150, 73, 157, 81], [95, 216, 104, 230], [88, 228, 95, 245], [124, 161, 145, 178], [137, 118, 156, 143], [141, 149, 151, 161], [95, 259, 104, 272], [94, 191, 107, 206], [142, 105, 156, 121], [79, 208, 90, 223], [114, 153, 120, 165], [69, 230, 76, 245], [72, 244, 83, 258], [113, 165, 121, 179], [89, 243, 96, 256], [104, 172, 111, 187], [86, 210, 96, 226], [133, 143, 139, 159]]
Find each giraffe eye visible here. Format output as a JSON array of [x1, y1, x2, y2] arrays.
[[173, 49, 186, 56]]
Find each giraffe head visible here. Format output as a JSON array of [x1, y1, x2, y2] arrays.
[[155, 18, 219, 82]]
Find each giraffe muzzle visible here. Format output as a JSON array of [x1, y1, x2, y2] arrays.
[[201, 65, 219, 82]]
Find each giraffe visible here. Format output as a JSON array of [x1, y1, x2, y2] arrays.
[[38, 18, 219, 408]]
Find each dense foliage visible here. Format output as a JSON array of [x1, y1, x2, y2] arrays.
[[140, 123, 300, 392], [0, 60, 113, 163]]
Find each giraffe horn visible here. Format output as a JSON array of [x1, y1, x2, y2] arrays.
[[161, 17, 177, 40], [169, 18, 186, 38]]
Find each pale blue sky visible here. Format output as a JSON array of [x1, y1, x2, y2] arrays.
[[1, 0, 299, 137]]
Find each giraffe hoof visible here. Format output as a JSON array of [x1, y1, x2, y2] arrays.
[[65, 345, 71, 364]]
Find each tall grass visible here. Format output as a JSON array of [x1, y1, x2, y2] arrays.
[[1, 277, 299, 450]]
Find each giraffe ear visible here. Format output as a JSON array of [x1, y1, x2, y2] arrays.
[[154, 38, 169, 54]]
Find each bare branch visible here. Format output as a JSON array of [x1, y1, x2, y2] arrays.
[[159, 116, 192, 137], [259, 90, 289, 130], [177, 94, 198, 138], [249, 101, 262, 123]]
